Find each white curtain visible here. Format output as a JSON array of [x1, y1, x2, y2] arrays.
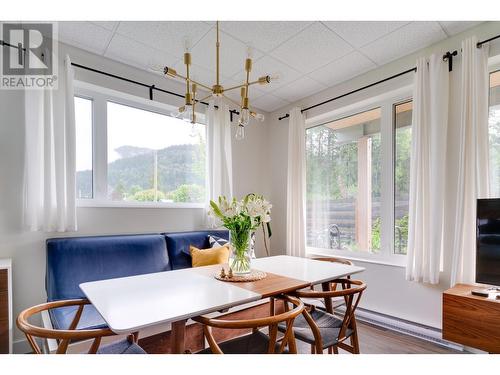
[[206, 99, 233, 204], [286, 107, 306, 257], [406, 54, 449, 284], [23, 55, 77, 232], [450, 37, 490, 285]]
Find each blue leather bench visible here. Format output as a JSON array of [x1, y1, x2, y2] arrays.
[[45, 230, 229, 330]]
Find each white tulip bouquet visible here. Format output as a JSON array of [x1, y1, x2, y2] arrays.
[[209, 194, 272, 274]]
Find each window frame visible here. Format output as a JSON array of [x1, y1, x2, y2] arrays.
[[488, 66, 500, 199], [74, 80, 207, 209], [305, 86, 413, 267]]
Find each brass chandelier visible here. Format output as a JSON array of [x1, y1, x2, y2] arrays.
[[162, 21, 272, 140]]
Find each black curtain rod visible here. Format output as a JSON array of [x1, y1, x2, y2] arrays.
[[70, 62, 240, 120], [278, 67, 417, 121], [277, 32, 500, 121], [71, 62, 202, 104], [0, 39, 26, 51], [477, 34, 500, 48]]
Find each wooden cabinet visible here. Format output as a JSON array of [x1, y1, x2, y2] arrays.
[[0, 259, 12, 354], [443, 284, 500, 353]]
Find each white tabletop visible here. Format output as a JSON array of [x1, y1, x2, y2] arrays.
[[252, 255, 364, 284], [80, 270, 261, 334], [80, 255, 364, 334]]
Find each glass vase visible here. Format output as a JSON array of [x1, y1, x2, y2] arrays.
[[229, 229, 252, 275]]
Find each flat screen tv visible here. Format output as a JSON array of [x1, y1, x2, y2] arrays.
[[476, 198, 500, 286]]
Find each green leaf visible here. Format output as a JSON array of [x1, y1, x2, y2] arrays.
[[210, 200, 223, 219]]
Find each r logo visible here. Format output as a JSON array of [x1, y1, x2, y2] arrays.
[[2, 23, 53, 76]]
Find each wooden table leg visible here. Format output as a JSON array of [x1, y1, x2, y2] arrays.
[[171, 319, 187, 354], [321, 282, 333, 313]]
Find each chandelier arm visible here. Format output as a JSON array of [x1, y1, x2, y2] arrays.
[[187, 78, 213, 92], [196, 93, 213, 104], [223, 80, 263, 93], [166, 72, 213, 92]]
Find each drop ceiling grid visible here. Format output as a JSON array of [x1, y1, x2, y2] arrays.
[[56, 20, 484, 112]]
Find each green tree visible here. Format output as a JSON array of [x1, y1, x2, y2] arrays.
[[166, 184, 205, 203], [131, 189, 165, 202]]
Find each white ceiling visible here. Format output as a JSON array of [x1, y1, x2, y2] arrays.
[[57, 21, 483, 112]]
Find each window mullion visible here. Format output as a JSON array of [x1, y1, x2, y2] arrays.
[[380, 101, 394, 258], [93, 95, 107, 200]]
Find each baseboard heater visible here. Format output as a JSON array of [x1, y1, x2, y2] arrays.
[[350, 307, 465, 352]]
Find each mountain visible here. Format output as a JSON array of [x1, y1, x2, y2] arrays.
[[114, 145, 153, 159], [76, 143, 205, 199]]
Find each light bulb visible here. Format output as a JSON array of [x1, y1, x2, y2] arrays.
[[253, 112, 265, 122], [190, 122, 198, 137], [270, 73, 280, 83], [172, 106, 185, 118], [246, 45, 254, 59], [182, 104, 193, 122], [239, 108, 250, 126], [182, 36, 191, 52], [235, 124, 245, 140]]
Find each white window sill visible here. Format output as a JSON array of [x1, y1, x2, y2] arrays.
[[306, 247, 406, 268], [77, 200, 206, 209]]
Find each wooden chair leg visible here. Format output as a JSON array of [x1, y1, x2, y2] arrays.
[[332, 345, 339, 354], [350, 332, 360, 354], [328, 346, 333, 354], [350, 318, 360, 354], [287, 331, 298, 354], [310, 344, 315, 354]]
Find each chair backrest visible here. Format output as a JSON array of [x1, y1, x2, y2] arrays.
[[311, 256, 354, 266], [293, 279, 366, 350], [193, 295, 304, 354], [17, 298, 116, 354]]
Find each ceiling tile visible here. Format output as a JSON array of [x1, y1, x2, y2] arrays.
[[439, 21, 483, 36], [219, 21, 312, 53], [58, 22, 113, 55], [105, 34, 179, 73], [89, 21, 119, 31], [272, 76, 327, 103], [190, 28, 263, 78], [116, 21, 212, 58], [322, 21, 409, 48], [251, 94, 289, 113], [360, 22, 447, 65], [308, 51, 376, 88], [232, 55, 302, 94], [270, 22, 353, 74]]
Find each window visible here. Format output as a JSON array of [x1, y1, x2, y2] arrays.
[[394, 101, 412, 255], [75, 97, 93, 199], [306, 107, 381, 254], [305, 91, 412, 263], [106, 102, 206, 203], [74, 84, 206, 206], [489, 70, 500, 197]]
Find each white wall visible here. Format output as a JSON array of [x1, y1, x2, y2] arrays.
[[0, 41, 271, 350], [266, 21, 500, 329]]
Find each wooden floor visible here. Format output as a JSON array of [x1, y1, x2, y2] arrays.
[[296, 321, 462, 354]]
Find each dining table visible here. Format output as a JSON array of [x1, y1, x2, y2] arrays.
[[80, 255, 365, 353]]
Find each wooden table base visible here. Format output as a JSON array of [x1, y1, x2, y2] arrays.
[[171, 319, 187, 354]]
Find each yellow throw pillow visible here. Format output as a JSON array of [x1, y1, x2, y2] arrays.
[[190, 244, 230, 267]]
